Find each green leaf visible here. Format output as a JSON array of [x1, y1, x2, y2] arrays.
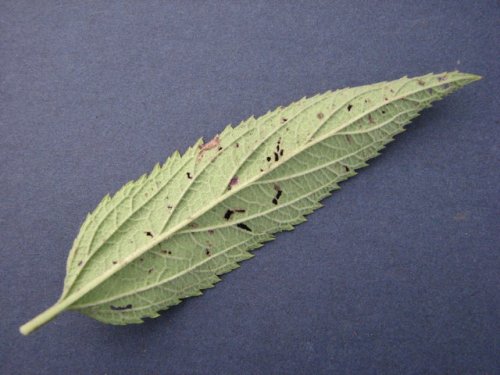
[[20, 72, 480, 335]]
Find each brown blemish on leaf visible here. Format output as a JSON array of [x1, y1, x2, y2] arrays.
[[167, 205, 173, 209], [110, 304, 132, 311], [235, 143, 239, 148], [438, 75, 448, 81], [188, 223, 199, 228], [236, 223, 252, 232], [198, 134, 220, 160], [317, 112, 324, 119], [148, 268, 154, 274], [112, 261, 117, 265], [346, 134, 353, 144], [208, 229, 214, 235], [368, 114, 374, 124], [281, 117, 288, 124], [224, 209, 235, 220], [78, 261, 83, 267], [418, 79, 426, 86], [234, 209, 246, 213], [227, 176, 239, 190]]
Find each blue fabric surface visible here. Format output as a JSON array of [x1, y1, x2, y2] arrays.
[[1, 1, 498, 374]]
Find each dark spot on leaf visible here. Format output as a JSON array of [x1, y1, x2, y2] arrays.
[[112, 261, 117, 265], [384, 97, 388, 101], [168, 250, 172, 255], [236, 223, 252, 232], [227, 176, 239, 190], [234, 209, 246, 213], [280, 149, 284, 156], [145, 231, 154, 238], [167, 205, 173, 209], [236, 143, 239, 148], [148, 268, 154, 274], [186, 172, 192, 179], [427, 88, 434, 94], [274, 152, 279, 162], [346, 134, 352, 143], [368, 114, 374, 124], [347, 104, 353, 111], [344, 165, 350, 172], [390, 89, 394, 93], [418, 79, 425, 86], [266, 156, 271, 162], [317, 112, 324, 119], [140, 258, 144, 261], [205, 249, 211, 256], [208, 229, 214, 235], [281, 117, 288, 124], [260, 168, 264, 172], [78, 261, 83, 266], [443, 83, 450, 89], [161, 250, 167, 254], [188, 223, 199, 228], [272, 183, 283, 205], [218, 146, 223, 151], [438, 75, 448, 81], [110, 304, 132, 311], [381, 110, 386, 114], [224, 209, 234, 220]]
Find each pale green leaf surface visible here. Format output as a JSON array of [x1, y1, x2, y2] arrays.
[[20, 72, 480, 335]]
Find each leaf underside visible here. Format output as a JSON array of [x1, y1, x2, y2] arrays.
[[20, 72, 480, 333]]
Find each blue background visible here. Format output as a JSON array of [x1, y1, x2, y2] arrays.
[[1, 1, 498, 374]]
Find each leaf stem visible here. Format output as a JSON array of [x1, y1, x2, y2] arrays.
[[19, 300, 71, 335]]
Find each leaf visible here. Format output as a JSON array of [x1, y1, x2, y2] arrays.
[[20, 72, 480, 335]]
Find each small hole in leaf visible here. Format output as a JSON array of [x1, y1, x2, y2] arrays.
[[347, 104, 353, 111], [110, 304, 132, 311], [224, 209, 234, 220], [186, 172, 192, 179], [266, 156, 271, 162], [236, 223, 252, 232], [145, 231, 154, 238]]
